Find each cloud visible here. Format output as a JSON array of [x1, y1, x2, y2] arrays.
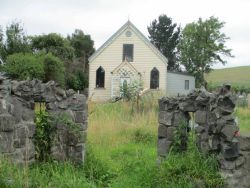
[[0, 0, 249, 68]]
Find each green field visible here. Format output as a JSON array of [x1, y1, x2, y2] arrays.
[[205, 66, 250, 87]]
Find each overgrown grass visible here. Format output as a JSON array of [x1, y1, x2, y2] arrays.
[[236, 107, 250, 133], [88, 100, 223, 187], [0, 158, 93, 188], [0, 93, 232, 187]]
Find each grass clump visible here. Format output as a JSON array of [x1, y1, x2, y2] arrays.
[[154, 134, 223, 188], [132, 128, 155, 144], [0, 157, 93, 188], [83, 145, 117, 187], [236, 107, 250, 133]]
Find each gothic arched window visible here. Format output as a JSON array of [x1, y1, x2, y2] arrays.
[[96, 66, 105, 88], [150, 67, 159, 89]]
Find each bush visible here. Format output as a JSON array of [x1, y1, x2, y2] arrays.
[[3, 53, 44, 80], [120, 80, 143, 101], [34, 110, 56, 161], [43, 53, 65, 86], [3, 52, 65, 86], [66, 71, 88, 90]]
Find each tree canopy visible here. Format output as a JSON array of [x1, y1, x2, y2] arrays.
[[0, 21, 31, 60], [4, 53, 44, 80], [31, 33, 74, 61], [178, 16, 233, 87], [0, 20, 94, 90], [148, 15, 181, 71], [67, 29, 94, 59]]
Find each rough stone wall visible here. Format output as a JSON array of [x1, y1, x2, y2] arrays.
[[222, 135, 250, 188], [158, 85, 250, 187], [0, 75, 87, 165]]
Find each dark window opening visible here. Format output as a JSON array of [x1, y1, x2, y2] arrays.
[[185, 80, 189, 90], [96, 66, 105, 88], [150, 67, 159, 89], [123, 44, 134, 62]]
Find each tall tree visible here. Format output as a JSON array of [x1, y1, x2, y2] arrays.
[[67, 29, 95, 71], [148, 15, 181, 71], [5, 21, 31, 56], [178, 16, 233, 87]]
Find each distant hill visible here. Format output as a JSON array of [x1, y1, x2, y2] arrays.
[[205, 66, 250, 87]]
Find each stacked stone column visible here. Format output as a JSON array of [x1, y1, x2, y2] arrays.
[[158, 98, 190, 157], [0, 75, 87, 165], [158, 85, 250, 186]]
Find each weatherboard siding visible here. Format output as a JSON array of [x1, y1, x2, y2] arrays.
[[167, 72, 195, 96], [89, 26, 167, 101]]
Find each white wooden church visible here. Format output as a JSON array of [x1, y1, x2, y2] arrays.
[[88, 21, 195, 101]]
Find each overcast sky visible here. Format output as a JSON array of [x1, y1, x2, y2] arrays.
[[0, 0, 249, 68]]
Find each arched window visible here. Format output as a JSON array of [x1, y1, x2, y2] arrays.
[[150, 67, 159, 89], [96, 66, 105, 88]]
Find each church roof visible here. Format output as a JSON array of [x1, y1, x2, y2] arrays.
[[88, 20, 168, 64]]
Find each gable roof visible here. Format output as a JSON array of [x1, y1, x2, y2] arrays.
[[88, 21, 168, 64]]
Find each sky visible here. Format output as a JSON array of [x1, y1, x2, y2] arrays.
[[0, 0, 249, 68]]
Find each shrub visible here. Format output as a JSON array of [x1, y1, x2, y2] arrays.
[[34, 110, 83, 162], [34, 110, 56, 161], [43, 53, 65, 86], [171, 121, 189, 152], [120, 80, 143, 101], [3, 53, 44, 80], [66, 71, 88, 90]]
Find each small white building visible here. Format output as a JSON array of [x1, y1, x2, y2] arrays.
[[88, 21, 195, 101], [167, 71, 195, 96]]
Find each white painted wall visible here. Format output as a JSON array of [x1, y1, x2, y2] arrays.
[[89, 24, 167, 101], [167, 72, 195, 96]]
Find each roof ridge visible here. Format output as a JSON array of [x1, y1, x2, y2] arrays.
[[88, 20, 168, 64]]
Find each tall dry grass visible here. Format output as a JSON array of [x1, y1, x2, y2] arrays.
[[88, 100, 158, 148]]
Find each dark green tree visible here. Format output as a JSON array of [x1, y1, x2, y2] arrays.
[[178, 16, 233, 87], [66, 29, 94, 90], [66, 71, 88, 91], [5, 21, 31, 56], [31, 33, 74, 61], [68, 29, 94, 58], [67, 29, 95, 71], [43, 53, 65, 86], [148, 15, 181, 71]]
